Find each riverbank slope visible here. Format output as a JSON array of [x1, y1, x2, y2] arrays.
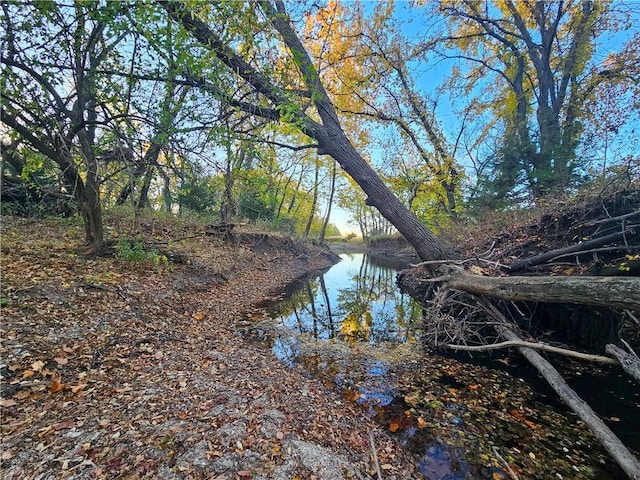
[[0, 216, 422, 479]]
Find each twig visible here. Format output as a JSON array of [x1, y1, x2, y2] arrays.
[[491, 446, 519, 480], [548, 245, 640, 263], [476, 257, 511, 269], [369, 431, 383, 480]]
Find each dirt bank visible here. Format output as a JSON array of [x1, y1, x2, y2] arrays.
[[0, 216, 421, 479]]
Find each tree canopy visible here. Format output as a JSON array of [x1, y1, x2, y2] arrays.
[[1, 0, 638, 254]]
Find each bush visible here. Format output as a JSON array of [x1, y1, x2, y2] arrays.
[[115, 238, 168, 270]]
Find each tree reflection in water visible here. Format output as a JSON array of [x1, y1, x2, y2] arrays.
[[267, 253, 422, 344]]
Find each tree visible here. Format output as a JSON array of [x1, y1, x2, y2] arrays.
[[1, 2, 130, 254], [159, 0, 456, 261], [439, 0, 639, 201]]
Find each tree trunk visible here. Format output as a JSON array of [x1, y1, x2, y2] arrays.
[[162, 0, 456, 262], [493, 317, 640, 479], [320, 161, 336, 242], [440, 268, 640, 310], [303, 158, 319, 238], [315, 127, 456, 261]]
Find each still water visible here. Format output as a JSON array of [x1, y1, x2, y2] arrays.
[[257, 252, 636, 480], [266, 252, 422, 344]]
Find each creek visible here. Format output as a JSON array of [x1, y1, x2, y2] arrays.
[[251, 252, 638, 480]]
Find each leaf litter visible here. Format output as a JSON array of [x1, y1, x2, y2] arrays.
[[0, 216, 420, 479]]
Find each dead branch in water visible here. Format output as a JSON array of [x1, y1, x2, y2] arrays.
[[446, 340, 617, 365], [484, 302, 640, 479]]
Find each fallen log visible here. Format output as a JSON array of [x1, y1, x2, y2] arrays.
[[438, 268, 640, 310], [508, 226, 639, 272], [482, 303, 640, 479], [606, 344, 640, 384], [445, 340, 617, 365]]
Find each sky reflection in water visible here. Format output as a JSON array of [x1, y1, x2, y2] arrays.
[[267, 252, 422, 344]]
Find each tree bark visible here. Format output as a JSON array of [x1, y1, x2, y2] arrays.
[[606, 344, 640, 384], [440, 268, 640, 310]]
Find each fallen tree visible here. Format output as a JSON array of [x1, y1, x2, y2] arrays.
[[398, 190, 640, 478], [606, 343, 640, 384], [488, 305, 640, 480], [435, 266, 640, 310]]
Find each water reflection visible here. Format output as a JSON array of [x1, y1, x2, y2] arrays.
[[266, 253, 422, 343]]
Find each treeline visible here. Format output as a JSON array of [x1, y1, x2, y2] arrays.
[[1, 1, 638, 255]]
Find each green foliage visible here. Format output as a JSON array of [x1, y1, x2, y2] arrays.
[[176, 177, 221, 216], [115, 238, 168, 270]]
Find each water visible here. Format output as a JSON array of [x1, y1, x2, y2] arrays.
[[256, 252, 637, 479], [266, 252, 422, 344]]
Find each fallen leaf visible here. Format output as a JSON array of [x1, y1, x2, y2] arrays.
[[388, 423, 399, 432], [0, 399, 17, 407], [53, 421, 74, 430], [22, 369, 36, 379], [71, 384, 86, 394], [381, 464, 393, 470], [1, 450, 13, 460], [54, 357, 68, 365], [524, 420, 538, 430], [417, 416, 428, 429], [193, 311, 205, 321], [50, 379, 65, 393], [14, 390, 31, 400], [31, 360, 45, 372]]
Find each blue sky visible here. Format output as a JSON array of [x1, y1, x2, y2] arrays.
[[325, 1, 640, 236]]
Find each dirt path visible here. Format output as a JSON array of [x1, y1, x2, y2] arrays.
[[1, 217, 420, 479]]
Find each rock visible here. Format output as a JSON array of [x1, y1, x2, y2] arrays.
[[214, 420, 248, 448], [273, 439, 361, 480], [175, 440, 210, 471]]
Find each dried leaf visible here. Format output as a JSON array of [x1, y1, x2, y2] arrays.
[[193, 311, 205, 321], [388, 423, 399, 432], [54, 357, 68, 365], [71, 384, 86, 394], [14, 390, 31, 400], [50, 379, 65, 393], [53, 421, 74, 431], [31, 360, 45, 372], [0, 399, 17, 407]]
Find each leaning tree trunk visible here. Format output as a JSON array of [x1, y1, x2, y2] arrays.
[[162, 0, 458, 262], [315, 127, 456, 261]]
